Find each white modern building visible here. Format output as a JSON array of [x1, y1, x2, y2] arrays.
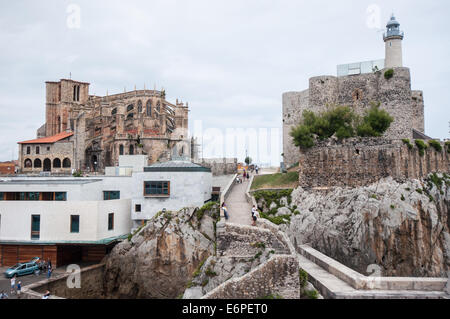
[[0, 158, 213, 267]]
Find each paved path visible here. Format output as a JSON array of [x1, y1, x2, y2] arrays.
[[224, 178, 252, 226]]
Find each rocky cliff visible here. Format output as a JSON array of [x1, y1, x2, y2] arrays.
[[286, 174, 450, 277], [102, 204, 219, 299]]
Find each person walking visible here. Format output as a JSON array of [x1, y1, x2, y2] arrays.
[[243, 170, 246, 179], [10, 275, 16, 295], [0, 291, 8, 299], [247, 172, 250, 180], [251, 206, 260, 226], [47, 259, 53, 279], [42, 290, 51, 299], [222, 202, 229, 220], [16, 281, 22, 298]]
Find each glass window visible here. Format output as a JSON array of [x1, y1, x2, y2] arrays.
[[28, 192, 40, 201], [144, 181, 170, 196], [0, 192, 3, 200], [55, 192, 67, 201], [108, 213, 114, 230], [135, 204, 141, 212], [71, 215, 80, 233], [103, 191, 120, 200], [31, 215, 40, 240]]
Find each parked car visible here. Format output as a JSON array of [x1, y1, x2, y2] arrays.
[[4, 262, 39, 278]]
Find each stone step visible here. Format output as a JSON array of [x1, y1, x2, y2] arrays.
[[298, 254, 450, 299]]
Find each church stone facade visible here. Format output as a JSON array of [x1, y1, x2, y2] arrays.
[[19, 79, 193, 174]]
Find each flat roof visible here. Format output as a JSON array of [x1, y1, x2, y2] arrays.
[[144, 160, 211, 172], [0, 179, 102, 185], [0, 235, 127, 246]]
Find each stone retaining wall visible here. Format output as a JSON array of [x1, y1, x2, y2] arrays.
[[22, 264, 105, 299], [216, 222, 290, 257], [202, 255, 300, 299], [298, 138, 449, 188]]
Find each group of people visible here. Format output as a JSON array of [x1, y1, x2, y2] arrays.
[[8, 276, 22, 298], [220, 202, 260, 226]]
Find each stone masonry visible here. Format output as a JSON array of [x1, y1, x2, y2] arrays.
[[298, 137, 449, 188], [283, 67, 425, 167]]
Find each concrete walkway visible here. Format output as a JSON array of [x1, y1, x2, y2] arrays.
[[224, 178, 252, 226]]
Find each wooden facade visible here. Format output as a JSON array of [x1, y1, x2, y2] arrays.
[[0, 244, 115, 267]]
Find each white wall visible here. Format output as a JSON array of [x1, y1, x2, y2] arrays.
[[131, 171, 212, 221], [0, 199, 131, 243]]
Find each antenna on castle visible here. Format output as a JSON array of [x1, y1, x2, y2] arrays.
[[69, 72, 72, 80]]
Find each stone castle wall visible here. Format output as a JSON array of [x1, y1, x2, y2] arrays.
[[202, 255, 299, 299], [282, 67, 425, 167], [196, 158, 238, 176], [298, 138, 450, 188]]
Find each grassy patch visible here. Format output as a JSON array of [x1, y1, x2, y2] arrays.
[[402, 138, 414, 150], [415, 139, 428, 156], [260, 294, 283, 299], [251, 172, 299, 190], [384, 68, 394, 80], [428, 140, 443, 153], [299, 269, 308, 288], [304, 289, 319, 299]]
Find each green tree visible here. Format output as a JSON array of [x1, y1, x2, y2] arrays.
[[245, 156, 252, 165]]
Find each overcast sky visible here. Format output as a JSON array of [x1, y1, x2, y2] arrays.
[[0, 0, 449, 165]]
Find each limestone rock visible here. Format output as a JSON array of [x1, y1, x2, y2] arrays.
[[276, 207, 292, 217], [103, 206, 219, 299], [287, 175, 450, 277]]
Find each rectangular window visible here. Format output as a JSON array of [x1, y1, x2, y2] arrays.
[[103, 191, 120, 200], [108, 213, 114, 231], [36, 146, 40, 155], [55, 192, 67, 201], [135, 204, 141, 212], [70, 215, 80, 233], [31, 215, 40, 240], [143, 181, 170, 197], [0, 192, 3, 201]]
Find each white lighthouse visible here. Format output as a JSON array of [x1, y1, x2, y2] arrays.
[[383, 14, 404, 68]]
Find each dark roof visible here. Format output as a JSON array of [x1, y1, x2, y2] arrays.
[[412, 129, 433, 140]]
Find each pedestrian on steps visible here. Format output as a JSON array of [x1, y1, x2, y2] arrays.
[[251, 206, 260, 226], [222, 202, 229, 220]]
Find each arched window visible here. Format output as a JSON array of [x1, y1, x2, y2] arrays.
[[126, 113, 134, 120], [24, 159, 32, 168], [63, 158, 71, 168], [34, 159, 42, 168], [129, 145, 134, 155], [137, 100, 142, 113], [43, 159, 51, 172], [36, 146, 40, 155], [119, 144, 124, 155], [53, 158, 61, 168], [26, 146, 31, 155], [127, 104, 134, 112], [146, 100, 152, 117], [156, 101, 161, 112], [111, 108, 117, 116]]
